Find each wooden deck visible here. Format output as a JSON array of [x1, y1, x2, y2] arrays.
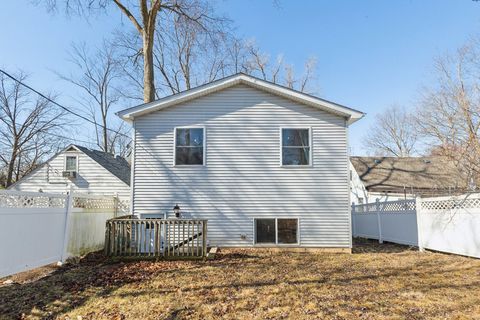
[[104, 216, 208, 259]]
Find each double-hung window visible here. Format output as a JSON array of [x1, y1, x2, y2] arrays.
[[65, 155, 77, 171], [175, 127, 205, 165], [281, 128, 311, 166]]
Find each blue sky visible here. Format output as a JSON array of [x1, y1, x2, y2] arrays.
[[1, 0, 480, 154]]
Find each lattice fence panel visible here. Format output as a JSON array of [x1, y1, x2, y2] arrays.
[[0, 193, 66, 208], [117, 199, 130, 214], [380, 200, 416, 212], [421, 196, 480, 211], [72, 196, 115, 210], [354, 199, 416, 214]]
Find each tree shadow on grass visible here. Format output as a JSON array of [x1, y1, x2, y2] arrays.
[[0, 252, 204, 319]]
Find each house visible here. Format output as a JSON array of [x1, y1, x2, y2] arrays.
[[117, 73, 364, 250], [350, 156, 472, 204], [8, 145, 131, 208]]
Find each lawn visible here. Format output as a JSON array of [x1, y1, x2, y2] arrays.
[[1, 239, 480, 320]]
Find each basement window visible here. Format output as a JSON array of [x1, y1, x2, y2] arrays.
[[254, 218, 299, 245], [281, 128, 311, 166], [175, 127, 205, 165]]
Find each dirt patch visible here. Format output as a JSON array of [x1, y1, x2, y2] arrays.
[[1, 264, 59, 286]]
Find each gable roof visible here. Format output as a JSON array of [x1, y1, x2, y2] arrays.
[[117, 73, 365, 125], [71, 145, 131, 186], [350, 156, 471, 196], [8, 144, 131, 189]]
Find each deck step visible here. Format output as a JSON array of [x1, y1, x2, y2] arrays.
[[207, 247, 218, 260]]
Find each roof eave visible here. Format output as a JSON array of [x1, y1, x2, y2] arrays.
[[116, 74, 365, 123]]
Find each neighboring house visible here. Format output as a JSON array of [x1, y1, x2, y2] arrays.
[[117, 73, 364, 250], [8, 145, 131, 203], [350, 156, 472, 204]]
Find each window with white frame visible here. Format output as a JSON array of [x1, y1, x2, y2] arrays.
[[281, 128, 310, 166], [65, 155, 77, 171], [175, 128, 204, 165], [255, 218, 298, 244]]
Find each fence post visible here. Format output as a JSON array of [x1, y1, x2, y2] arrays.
[[60, 185, 74, 263], [351, 202, 356, 238], [415, 196, 424, 252], [376, 199, 383, 243], [113, 192, 119, 218]]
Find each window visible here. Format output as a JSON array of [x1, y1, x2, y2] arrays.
[[255, 218, 298, 244], [65, 156, 77, 171], [175, 128, 204, 165], [255, 219, 276, 243], [281, 128, 310, 166], [277, 219, 298, 244]]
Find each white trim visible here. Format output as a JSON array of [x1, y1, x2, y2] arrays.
[[173, 126, 206, 167], [253, 217, 300, 246], [130, 122, 136, 215], [279, 127, 312, 167], [117, 73, 364, 125]]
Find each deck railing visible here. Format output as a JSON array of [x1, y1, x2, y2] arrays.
[[104, 217, 207, 259]]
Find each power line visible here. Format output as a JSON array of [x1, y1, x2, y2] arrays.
[[0, 68, 131, 141], [43, 131, 99, 146]]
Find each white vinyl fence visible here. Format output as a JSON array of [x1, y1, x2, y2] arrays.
[[352, 194, 480, 258], [0, 189, 124, 277]]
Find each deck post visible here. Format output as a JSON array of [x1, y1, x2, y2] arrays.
[[104, 220, 111, 256], [202, 220, 207, 258]]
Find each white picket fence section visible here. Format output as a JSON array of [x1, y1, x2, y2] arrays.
[[0, 189, 123, 277], [352, 194, 480, 258]]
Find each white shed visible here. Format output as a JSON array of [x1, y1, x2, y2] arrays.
[[118, 73, 364, 250]]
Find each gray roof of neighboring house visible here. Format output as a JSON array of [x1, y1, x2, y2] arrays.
[[350, 156, 470, 195], [73, 145, 131, 186]]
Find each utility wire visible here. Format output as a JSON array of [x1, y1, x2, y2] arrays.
[[43, 131, 100, 147], [0, 68, 131, 140]]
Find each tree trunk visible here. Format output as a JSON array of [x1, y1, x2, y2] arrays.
[[143, 32, 156, 103], [102, 115, 108, 153], [6, 147, 17, 187]]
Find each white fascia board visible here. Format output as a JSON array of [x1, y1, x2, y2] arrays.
[[116, 74, 365, 125]]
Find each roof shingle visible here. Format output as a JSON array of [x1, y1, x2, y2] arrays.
[[74, 145, 131, 186], [351, 156, 469, 195]]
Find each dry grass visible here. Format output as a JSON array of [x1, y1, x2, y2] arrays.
[[1, 239, 480, 320]]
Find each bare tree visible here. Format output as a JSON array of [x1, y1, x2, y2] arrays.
[[116, 9, 233, 99], [0, 72, 66, 187], [363, 105, 418, 157], [57, 41, 129, 155], [39, 0, 227, 103], [416, 40, 480, 183], [243, 41, 318, 93]]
